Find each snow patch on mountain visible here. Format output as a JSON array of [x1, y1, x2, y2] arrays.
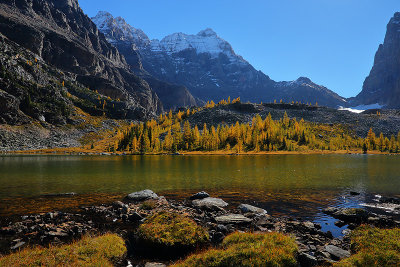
[[92, 11, 150, 46], [339, 103, 383, 113], [157, 30, 235, 58], [92, 12, 243, 62]]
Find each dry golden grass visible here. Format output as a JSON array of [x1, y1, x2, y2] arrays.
[[137, 212, 209, 247], [0, 234, 126, 267], [335, 226, 400, 267], [173, 232, 298, 267]]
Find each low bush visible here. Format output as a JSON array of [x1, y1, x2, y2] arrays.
[[336, 225, 400, 267], [0, 234, 126, 267], [173, 232, 298, 267]]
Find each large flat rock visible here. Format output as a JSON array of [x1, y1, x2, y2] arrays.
[[325, 245, 350, 260], [215, 214, 252, 224], [192, 197, 228, 210]]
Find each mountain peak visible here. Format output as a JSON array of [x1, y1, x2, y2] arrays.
[[390, 12, 400, 25], [296, 77, 312, 84], [197, 28, 217, 37], [92, 11, 150, 46]]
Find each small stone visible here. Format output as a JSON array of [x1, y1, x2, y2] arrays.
[[11, 241, 25, 250], [298, 252, 318, 267], [334, 220, 346, 228], [144, 263, 166, 267], [189, 191, 210, 200], [238, 204, 267, 214], [112, 201, 126, 209], [325, 231, 333, 239], [303, 221, 315, 229], [211, 231, 225, 244], [342, 229, 351, 236], [216, 224, 228, 233], [128, 212, 143, 222]]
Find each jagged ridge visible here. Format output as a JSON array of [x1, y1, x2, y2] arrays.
[[93, 11, 347, 108]]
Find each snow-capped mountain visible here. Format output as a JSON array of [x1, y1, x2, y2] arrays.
[[92, 12, 199, 109], [93, 11, 347, 108]]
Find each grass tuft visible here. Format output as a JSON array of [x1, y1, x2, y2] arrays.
[[173, 232, 298, 267], [0, 234, 126, 267], [137, 212, 209, 247], [336, 226, 400, 267]]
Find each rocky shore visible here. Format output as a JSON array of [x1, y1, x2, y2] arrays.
[[1, 190, 399, 266]]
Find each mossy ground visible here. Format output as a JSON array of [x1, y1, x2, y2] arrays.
[[0, 234, 126, 267], [336, 226, 400, 267], [173, 232, 298, 267], [136, 212, 209, 247], [140, 199, 158, 210]]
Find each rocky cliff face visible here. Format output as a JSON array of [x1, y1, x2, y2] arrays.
[[91, 12, 199, 110], [351, 12, 400, 109], [0, 0, 162, 121], [93, 11, 347, 108]]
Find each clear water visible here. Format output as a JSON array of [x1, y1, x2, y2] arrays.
[[1, 154, 399, 237]]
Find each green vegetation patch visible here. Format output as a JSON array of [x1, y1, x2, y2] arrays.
[[336, 226, 400, 267], [173, 232, 298, 267], [140, 199, 158, 210], [137, 212, 209, 247], [0, 234, 126, 267]]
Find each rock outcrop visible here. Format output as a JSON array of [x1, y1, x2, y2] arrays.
[[351, 12, 400, 109], [0, 0, 162, 121]]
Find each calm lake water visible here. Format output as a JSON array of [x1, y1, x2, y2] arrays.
[[1, 154, 399, 236]]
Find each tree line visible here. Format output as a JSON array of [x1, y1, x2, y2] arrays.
[[115, 100, 400, 154]]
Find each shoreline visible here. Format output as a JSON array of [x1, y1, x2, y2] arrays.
[[1, 149, 398, 156], [1, 190, 399, 266]]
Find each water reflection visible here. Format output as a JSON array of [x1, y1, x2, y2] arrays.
[[0, 154, 399, 234]]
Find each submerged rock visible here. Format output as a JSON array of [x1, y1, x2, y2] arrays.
[[238, 204, 267, 214], [214, 214, 252, 224], [323, 207, 370, 223], [192, 197, 228, 211], [126, 190, 158, 201]]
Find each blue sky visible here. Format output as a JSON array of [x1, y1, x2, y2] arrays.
[[80, 0, 399, 98]]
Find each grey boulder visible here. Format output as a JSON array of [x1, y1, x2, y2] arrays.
[[192, 197, 228, 210], [238, 204, 267, 214], [325, 245, 350, 260], [126, 189, 158, 201]]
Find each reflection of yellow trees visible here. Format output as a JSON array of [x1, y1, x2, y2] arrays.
[[117, 101, 400, 154]]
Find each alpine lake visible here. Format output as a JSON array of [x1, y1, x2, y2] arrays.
[[1, 154, 399, 237]]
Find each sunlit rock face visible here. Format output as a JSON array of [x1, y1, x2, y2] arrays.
[[0, 0, 163, 120]]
